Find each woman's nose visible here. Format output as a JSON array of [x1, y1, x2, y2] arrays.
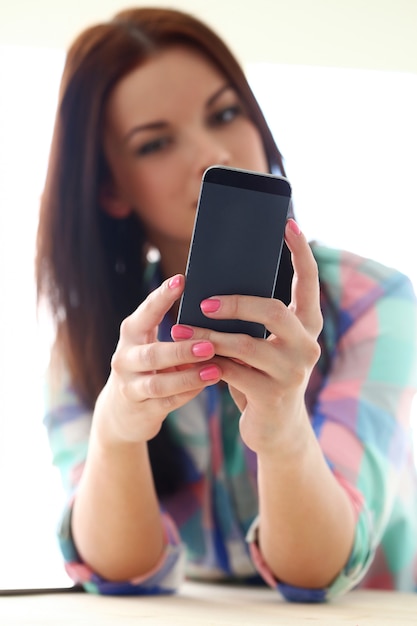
[[190, 130, 231, 175]]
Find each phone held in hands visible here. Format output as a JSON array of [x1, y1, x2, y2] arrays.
[[177, 165, 292, 338]]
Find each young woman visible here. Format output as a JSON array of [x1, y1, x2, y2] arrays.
[[37, 7, 417, 601]]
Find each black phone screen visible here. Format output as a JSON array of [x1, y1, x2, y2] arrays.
[[177, 166, 292, 337]]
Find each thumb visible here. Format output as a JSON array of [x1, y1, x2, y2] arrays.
[[284, 219, 322, 337]]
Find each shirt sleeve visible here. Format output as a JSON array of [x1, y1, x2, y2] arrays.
[[246, 248, 417, 602], [43, 367, 185, 595]]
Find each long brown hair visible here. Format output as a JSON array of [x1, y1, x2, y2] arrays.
[[36, 7, 287, 409]]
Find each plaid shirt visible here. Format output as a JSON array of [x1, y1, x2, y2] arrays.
[[44, 243, 417, 601]]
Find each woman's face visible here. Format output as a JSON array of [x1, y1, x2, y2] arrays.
[[102, 44, 268, 252]]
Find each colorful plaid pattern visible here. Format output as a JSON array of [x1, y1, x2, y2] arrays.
[[44, 244, 417, 601]]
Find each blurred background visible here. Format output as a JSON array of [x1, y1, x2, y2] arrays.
[[1, 0, 416, 589]]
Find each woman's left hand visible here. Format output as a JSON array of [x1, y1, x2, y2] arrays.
[[171, 219, 322, 454]]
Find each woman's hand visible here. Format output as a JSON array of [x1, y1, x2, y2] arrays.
[[172, 220, 356, 587], [171, 219, 322, 455], [96, 274, 222, 446]]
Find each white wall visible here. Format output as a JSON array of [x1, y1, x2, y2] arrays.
[[1, 0, 417, 72]]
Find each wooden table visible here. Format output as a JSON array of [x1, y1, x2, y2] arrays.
[[1, 582, 416, 625]]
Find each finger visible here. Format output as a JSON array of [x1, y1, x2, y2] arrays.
[[171, 324, 195, 341], [127, 362, 222, 403], [139, 383, 215, 421], [173, 323, 293, 376], [213, 352, 315, 417], [212, 355, 282, 401], [284, 219, 322, 336], [198, 294, 297, 340], [114, 339, 216, 374], [173, 313, 320, 378], [122, 274, 185, 341]]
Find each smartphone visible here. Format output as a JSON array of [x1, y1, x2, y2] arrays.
[[177, 165, 292, 338]]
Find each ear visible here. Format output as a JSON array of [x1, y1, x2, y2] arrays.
[[99, 182, 132, 219]]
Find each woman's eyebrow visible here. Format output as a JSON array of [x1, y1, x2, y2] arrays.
[[123, 121, 168, 143], [206, 84, 234, 108]]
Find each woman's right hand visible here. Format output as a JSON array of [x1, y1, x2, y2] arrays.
[[94, 274, 222, 445]]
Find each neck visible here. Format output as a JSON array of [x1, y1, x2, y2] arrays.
[[158, 242, 189, 281]]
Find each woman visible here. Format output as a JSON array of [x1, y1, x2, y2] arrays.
[[37, 7, 417, 601]]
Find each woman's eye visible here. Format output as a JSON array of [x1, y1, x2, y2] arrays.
[[136, 137, 171, 156], [211, 105, 242, 126]]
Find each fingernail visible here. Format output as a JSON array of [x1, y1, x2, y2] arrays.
[[168, 275, 182, 289], [192, 341, 214, 358], [199, 365, 220, 381], [287, 218, 301, 236], [171, 325, 194, 340], [201, 298, 221, 313]]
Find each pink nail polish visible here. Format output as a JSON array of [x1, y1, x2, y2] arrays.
[[171, 325, 194, 340], [168, 275, 181, 289], [287, 218, 301, 236], [199, 365, 220, 381], [192, 341, 213, 357], [201, 298, 221, 314]]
